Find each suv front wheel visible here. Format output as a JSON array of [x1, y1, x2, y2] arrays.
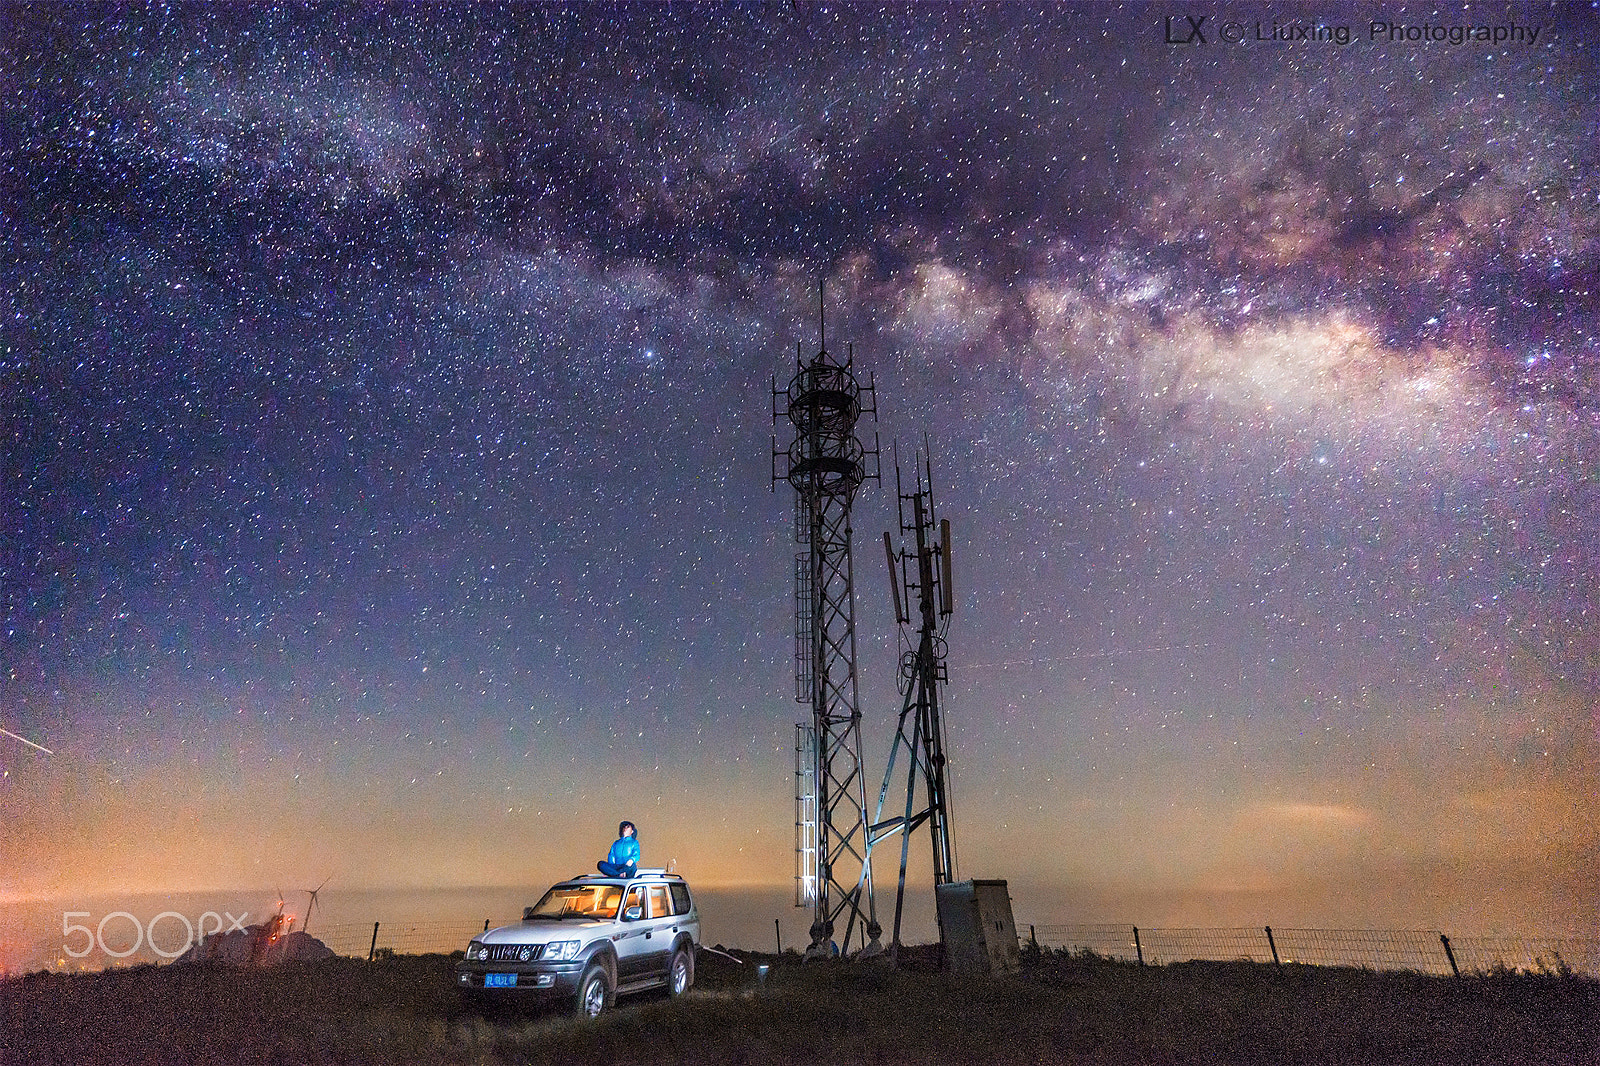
[[575, 964, 611, 1019]]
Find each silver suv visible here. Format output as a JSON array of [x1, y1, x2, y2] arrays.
[[455, 869, 699, 1017]]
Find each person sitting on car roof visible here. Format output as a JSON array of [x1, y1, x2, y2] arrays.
[[596, 820, 640, 878]]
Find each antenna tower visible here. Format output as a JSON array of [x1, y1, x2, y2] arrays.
[[869, 445, 958, 959], [772, 282, 883, 958]]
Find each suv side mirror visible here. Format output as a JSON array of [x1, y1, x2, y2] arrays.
[[624, 905, 643, 922], [523, 906, 536, 921]]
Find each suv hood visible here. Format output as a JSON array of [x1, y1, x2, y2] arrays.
[[481, 919, 609, 944]]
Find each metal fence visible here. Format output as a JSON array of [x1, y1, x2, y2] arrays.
[[1022, 923, 1600, 977], [312, 919, 514, 960], [311, 917, 1599, 979]]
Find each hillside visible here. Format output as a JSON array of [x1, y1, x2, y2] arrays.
[[2, 947, 1595, 1065]]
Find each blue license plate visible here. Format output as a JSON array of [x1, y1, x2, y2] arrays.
[[484, 973, 517, 988]]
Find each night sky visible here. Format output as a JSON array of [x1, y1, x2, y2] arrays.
[[3, 3, 1598, 964]]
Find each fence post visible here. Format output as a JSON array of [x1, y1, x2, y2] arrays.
[[484, 918, 490, 932], [368, 921, 380, 962], [1265, 926, 1281, 967], [775, 918, 783, 955], [1440, 933, 1460, 977], [1133, 926, 1144, 967], [1029, 924, 1038, 951]]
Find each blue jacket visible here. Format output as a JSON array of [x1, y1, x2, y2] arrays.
[[606, 835, 640, 870]]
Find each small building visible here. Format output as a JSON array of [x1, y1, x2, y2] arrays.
[[935, 879, 1021, 976]]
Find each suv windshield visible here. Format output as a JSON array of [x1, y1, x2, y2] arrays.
[[527, 883, 624, 919]]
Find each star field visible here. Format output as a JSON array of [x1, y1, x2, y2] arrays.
[[2, 4, 1597, 959]]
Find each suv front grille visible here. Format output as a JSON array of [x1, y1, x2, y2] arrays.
[[485, 943, 545, 963]]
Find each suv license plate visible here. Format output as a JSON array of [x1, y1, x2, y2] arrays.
[[485, 973, 517, 988]]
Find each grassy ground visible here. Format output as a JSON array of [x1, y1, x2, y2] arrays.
[[2, 946, 1595, 1065]]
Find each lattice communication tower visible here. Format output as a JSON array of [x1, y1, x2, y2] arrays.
[[869, 447, 958, 959], [772, 285, 883, 957]]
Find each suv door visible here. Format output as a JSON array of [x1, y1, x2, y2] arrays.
[[612, 884, 652, 980], [640, 883, 676, 976], [669, 882, 698, 941]]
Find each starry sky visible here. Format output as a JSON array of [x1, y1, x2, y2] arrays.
[[3, 3, 1598, 965]]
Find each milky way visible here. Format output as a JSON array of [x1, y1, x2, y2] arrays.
[[3, 4, 1597, 951]]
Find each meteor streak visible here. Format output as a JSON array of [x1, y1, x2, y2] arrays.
[[965, 644, 1213, 671], [0, 726, 53, 755]]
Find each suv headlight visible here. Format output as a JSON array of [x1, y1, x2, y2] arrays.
[[548, 939, 582, 961], [467, 942, 487, 961]]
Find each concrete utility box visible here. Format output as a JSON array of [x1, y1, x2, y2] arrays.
[[936, 879, 1021, 976]]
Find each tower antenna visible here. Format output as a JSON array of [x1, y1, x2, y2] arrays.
[[819, 278, 825, 358], [868, 443, 959, 961]]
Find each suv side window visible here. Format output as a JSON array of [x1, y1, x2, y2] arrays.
[[646, 884, 671, 919], [622, 885, 645, 919], [669, 883, 692, 915]]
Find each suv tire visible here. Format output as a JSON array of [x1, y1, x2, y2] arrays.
[[668, 946, 693, 997], [575, 964, 611, 1019]]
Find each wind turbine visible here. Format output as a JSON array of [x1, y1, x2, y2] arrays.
[[301, 877, 330, 937]]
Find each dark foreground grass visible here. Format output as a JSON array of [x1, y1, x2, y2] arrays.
[[2, 946, 1595, 1065]]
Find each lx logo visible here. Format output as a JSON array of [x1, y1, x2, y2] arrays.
[[1164, 15, 1207, 44]]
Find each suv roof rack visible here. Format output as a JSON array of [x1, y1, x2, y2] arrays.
[[564, 869, 683, 882]]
